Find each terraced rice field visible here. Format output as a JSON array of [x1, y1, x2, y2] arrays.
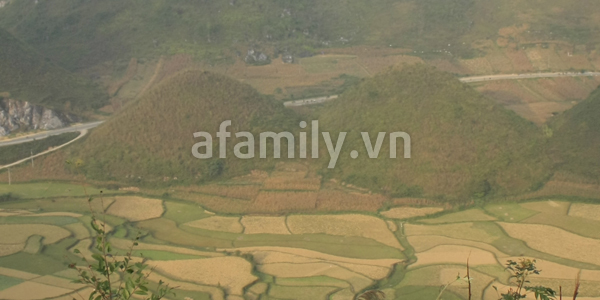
[[1, 181, 600, 300]]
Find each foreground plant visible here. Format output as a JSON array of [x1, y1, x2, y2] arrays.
[[69, 194, 175, 300], [494, 259, 556, 300]]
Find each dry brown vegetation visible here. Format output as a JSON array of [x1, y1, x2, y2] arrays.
[[386, 220, 398, 232], [250, 251, 320, 265], [486, 52, 515, 73], [499, 222, 600, 265], [0, 243, 24, 256], [150, 257, 258, 295], [521, 200, 570, 215], [182, 184, 261, 200], [110, 238, 225, 257], [174, 192, 251, 214], [263, 176, 321, 191], [146, 272, 225, 300], [568, 203, 600, 221], [0, 224, 71, 244], [407, 235, 507, 257], [222, 246, 402, 267], [286, 214, 402, 249], [258, 262, 373, 292], [380, 207, 444, 219], [0, 267, 39, 280], [184, 216, 244, 233], [410, 245, 498, 268], [31, 275, 85, 290], [460, 57, 494, 74], [420, 209, 497, 224], [0, 281, 73, 300], [63, 223, 90, 239], [404, 223, 498, 243], [240, 216, 291, 234], [390, 198, 447, 207], [240, 249, 392, 280], [251, 191, 318, 213], [476, 76, 596, 124], [315, 191, 386, 212], [106, 196, 164, 221]]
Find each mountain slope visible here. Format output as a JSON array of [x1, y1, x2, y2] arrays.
[[68, 70, 298, 183], [0, 28, 107, 113], [315, 64, 552, 200], [1, 0, 598, 69], [550, 87, 600, 181]]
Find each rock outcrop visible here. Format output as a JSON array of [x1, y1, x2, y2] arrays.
[[245, 49, 270, 65], [0, 98, 79, 136]]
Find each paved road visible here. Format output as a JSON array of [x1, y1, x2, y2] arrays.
[[285, 71, 600, 107], [458, 71, 600, 83], [0, 129, 90, 170], [284, 95, 339, 107], [0, 121, 104, 147]]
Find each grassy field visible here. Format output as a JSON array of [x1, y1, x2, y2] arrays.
[[0, 182, 111, 199], [1, 181, 600, 299]]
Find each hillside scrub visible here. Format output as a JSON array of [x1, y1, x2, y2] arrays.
[[316, 64, 552, 200], [67, 70, 299, 184], [0, 29, 107, 112]]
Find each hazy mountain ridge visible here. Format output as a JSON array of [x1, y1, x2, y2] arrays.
[[1, 0, 598, 70], [0, 28, 107, 113]]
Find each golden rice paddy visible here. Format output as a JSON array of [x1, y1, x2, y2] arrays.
[[240, 216, 291, 234], [150, 257, 258, 295], [499, 222, 600, 265], [184, 216, 244, 233], [410, 245, 499, 268], [380, 207, 444, 219], [0, 224, 71, 244], [568, 203, 600, 221], [106, 196, 164, 221], [286, 214, 403, 249]]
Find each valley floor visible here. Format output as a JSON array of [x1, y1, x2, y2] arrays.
[[0, 180, 599, 300]]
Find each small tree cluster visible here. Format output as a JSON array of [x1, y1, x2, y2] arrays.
[[495, 259, 563, 300]]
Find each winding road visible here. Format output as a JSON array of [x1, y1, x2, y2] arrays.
[[283, 71, 600, 107], [0, 121, 104, 169], [0, 121, 104, 147]]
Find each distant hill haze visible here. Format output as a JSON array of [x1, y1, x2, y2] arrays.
[[0, 28, 107, 113], [0, 0, 598, 70]]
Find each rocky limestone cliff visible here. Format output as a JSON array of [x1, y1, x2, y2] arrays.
[[0, 98, 80, 136]]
